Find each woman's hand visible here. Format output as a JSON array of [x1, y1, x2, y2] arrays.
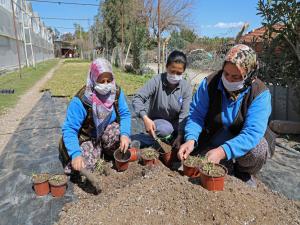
[[172, 134, 183, 150], [177, 140, 195, 161], [120, 135, 130, 152], [206, 146, 226, 164], [143, 115, 156, 138], [71, 156, 85, 171]]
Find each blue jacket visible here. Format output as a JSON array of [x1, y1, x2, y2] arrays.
[[184, 78, 271, 160], [62, 90, 131, 159]]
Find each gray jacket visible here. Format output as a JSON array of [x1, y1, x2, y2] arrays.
[[132, 73, 192, 135]]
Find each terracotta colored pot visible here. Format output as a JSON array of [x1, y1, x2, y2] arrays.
[[160, 150, 176, 167], [128, 148, 140, 162], [142, 157, 157, 166], [32, 173, 50, 196], [114, 149, 131, 172], [49, 174, 68, 197], [50, 184, 67, 197], [199, 164, 227, 191], [141, 149, 159, 166], [183, 164, 200, 178]]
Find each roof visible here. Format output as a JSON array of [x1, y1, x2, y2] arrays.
[[239, 24, 285, 43]]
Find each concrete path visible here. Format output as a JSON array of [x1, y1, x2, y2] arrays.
[[0, 60, 62, 155]]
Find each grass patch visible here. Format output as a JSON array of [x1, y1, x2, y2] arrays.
[[114, 68, 152, 95], [44, 59, 152, 98], [63, 58, 90, 64], [0, 59, 59, 114]]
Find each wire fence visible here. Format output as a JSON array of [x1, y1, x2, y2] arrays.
[[0, 0, 54, 72]]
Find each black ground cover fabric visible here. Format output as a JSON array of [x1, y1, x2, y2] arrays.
[[0, 92, 75, 225], [0, 93, 298, 225]]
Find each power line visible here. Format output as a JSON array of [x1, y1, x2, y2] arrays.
[[27, 0, 99, 7], [32, 16, 91, 21], [54, 26, 90, 30]]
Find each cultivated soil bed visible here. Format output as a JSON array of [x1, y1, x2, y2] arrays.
[[57, 161, 300, 225]]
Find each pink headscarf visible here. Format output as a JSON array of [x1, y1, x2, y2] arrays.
[[83, 58, 117, 139]]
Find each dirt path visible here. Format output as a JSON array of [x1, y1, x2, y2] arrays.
[[0, 60, 62, 155]]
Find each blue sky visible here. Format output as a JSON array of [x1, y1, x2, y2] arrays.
[[31, 0, 263, 37]]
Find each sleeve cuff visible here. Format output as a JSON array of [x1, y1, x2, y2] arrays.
[[221, 143, 232, 160], [184, 134, 198, 143], [139, 111, 147, 118], [71, 151, 82, 160], [121, 132, 130, 137]]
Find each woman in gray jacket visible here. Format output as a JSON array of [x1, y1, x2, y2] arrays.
[[132, 50, 192, 149]]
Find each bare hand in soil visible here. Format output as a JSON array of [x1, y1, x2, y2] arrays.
[[206, 146, 226, 164], [72, 156, 85, 171], [178, 140, 195, 160], [120, 135, 130, 152], [143, 115, 156, 138], [172, 134, 183, 150]]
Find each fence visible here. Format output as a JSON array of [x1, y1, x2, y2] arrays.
[[268, 84, 300, 122], [0, 0, 54, 71]]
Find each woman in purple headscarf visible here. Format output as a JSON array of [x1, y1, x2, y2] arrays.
[[59, 58, 131, 172]]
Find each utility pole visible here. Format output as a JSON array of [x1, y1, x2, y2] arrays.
[[21, 0, 29, 67], [157, 0, 161, 74], [11, 0, 22, 78], [120, 0, 125, 68], [80, 26, 83, 59]]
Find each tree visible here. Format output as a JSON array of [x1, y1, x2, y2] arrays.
[[144, 0, 193, 38], [257, 0, 300, 83], [60, 32, 74, 42], [257, 0, 300, 61], [180, 27, 197, 43]]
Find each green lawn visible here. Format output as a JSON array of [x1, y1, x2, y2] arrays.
[[0, 59, 59, 114], [43, 59, 152, 99]]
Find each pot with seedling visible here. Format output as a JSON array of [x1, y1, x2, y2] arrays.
[[32, 173, 50, 196], [114, 148, 131, 172], [49, 174, 68, 197], [183, 156, 206, 177], [198, 162, 227, 191], [141, 148, 159, 166], [155, 140, 176, 167]]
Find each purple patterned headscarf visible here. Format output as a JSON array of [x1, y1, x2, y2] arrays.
[[83, 58, 117, 139]]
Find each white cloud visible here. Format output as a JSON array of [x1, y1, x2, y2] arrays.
[[213, 22, 244, 29]]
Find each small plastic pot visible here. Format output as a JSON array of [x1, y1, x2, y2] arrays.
[[49, 174, 68, 197], [128, 148, 140, 162], [141, 149, 159, 166], [199, 164, 227, 191], [32, 173, 50, 196], [183, 164, 200, 178], [142, 157, 157, 166], [160, 150, 176, 167], [114, 149, 131, 172]]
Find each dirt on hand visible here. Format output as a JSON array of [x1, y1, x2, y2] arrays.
[[57, 161, 300, 225]]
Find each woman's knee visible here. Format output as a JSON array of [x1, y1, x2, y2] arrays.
[[154, 119, 174, 137], [101, 122, 121, 154], [236, 138, 268, 174]]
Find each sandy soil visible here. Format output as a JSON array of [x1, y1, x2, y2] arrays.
[[57, 161, 300, 225]]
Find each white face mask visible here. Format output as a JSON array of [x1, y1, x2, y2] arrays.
[[221, 73, 244, 92], [94, 83, 113, 95], [167, 73, 182, 85]]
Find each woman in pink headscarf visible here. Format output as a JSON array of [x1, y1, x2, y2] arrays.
[[59, 58, 131, 172]]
